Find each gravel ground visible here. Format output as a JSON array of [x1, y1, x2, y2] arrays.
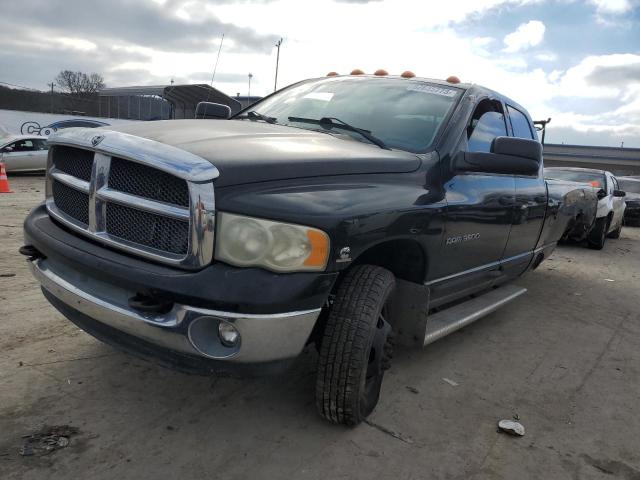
[[1, 174, 639, 480]]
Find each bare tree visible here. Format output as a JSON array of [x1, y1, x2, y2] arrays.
[[54, 71, 105, 96]]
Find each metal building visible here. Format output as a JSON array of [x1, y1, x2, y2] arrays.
[[98, 84, 242, 120]]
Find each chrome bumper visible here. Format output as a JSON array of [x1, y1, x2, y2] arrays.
[[28, 258, 321, 363]]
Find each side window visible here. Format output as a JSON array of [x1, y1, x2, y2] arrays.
[[2, 142, 18, 153], [467, 100, 508, 153], [507, 105, 535, 140], [33, 139, 49, 150], [15, 140, 35, 152]]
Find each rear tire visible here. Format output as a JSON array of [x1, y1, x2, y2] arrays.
[[588, 216, 609, 250], [315, 265, 395, 426]]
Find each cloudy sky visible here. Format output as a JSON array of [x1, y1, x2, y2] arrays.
[[1, 0, 639, 146]]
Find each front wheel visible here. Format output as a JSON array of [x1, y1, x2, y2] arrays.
[[608, 220, 622, 239], [315, 265, 395, 426], [587, 216, 609, 250]]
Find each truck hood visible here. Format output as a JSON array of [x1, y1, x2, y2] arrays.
[[103, 119, 422, 187]]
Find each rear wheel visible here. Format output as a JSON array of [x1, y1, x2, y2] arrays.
[[315, 265, 395, 426], [588, 216, 609, 250]]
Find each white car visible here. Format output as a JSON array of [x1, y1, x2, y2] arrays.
[[545, 167, 626, 249], [0, 134, 49, 172]]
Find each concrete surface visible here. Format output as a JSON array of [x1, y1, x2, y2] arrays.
[[1, 175, 639, 480]]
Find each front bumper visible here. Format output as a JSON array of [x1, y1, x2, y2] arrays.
[[29, 257, 320, 368], [24, 204, 337, 374]]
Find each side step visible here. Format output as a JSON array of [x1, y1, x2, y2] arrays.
[[423, 285, 527, 346]]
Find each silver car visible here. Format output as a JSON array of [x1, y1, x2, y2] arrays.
[[0, 135, 49, 172]]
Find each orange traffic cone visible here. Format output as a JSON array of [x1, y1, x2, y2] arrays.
[[0, 162, 12, 193]]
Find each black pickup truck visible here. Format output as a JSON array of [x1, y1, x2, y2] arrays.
[[23, 74, 585, 425]]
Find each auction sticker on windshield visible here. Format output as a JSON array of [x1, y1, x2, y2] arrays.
[[407, 84, 458, 97]]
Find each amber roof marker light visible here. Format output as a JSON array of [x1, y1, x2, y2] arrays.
[[374, 69, 388, 76], [446, 75, 461, 84], [326, 71, 339, 77], [400, 71, 416, 78], [350, 69, 365, 75]]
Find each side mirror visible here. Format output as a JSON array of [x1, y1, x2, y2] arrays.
[[3, 146, 13, 153], [597, 189, 607, 200], [613, 190, 626, 198], [454, 137, 541, 176], [195, 102, 231, 120]]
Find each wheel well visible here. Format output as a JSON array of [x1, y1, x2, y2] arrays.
[[351, 239, 426, 284]]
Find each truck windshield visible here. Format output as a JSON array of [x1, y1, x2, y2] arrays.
[[544, 169, 606, 188], [241, 76, 462, 153]]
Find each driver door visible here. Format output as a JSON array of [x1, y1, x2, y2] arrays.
[[430, 98, 515, 304]]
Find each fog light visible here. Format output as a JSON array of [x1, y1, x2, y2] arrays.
[[218, 322, 240, 347]]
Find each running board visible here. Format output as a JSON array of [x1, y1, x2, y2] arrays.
[[423, 285, 527, 346]]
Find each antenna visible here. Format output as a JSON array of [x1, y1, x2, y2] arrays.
[[274, 38, 283, 92], [210, 33, 225, 86], [199, 33, 225, 118]]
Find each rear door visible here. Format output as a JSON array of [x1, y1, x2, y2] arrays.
[[501, 105, 547, 276]]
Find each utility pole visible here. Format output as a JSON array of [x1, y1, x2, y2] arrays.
[[248, 73, 253, 102], [274, 38, 283, 92], [47, 82, 55, 113]]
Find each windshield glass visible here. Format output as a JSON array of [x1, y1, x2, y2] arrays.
[[544, 169, 606, 188], [242, 77, 462, 152], [618, 178, 640, 194]]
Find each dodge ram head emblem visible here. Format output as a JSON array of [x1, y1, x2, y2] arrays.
[[91, 135, 105, 147]]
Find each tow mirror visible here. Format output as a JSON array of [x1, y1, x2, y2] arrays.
[[613, 190, 626, 198], [597, 189, 607, 200], [454, 136, 541, 176], [195, 102, 231, 120]]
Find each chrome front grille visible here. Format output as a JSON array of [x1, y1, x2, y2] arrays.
[[51, 179, 90, 225], [109, 157, 190, 207], [105, 202, 190, 255], [45, 129, 218, 269], [51, 145, 94, 181]]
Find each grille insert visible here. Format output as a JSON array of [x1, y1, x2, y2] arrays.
[[52, 146, 94, 181], [106, 203, 189, 255], [109, 157, 189, 207], [52, 180, 90, 225]]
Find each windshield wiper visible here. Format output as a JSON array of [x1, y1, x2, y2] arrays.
[[236, 110, 277, 124], [287, 116, 388, 149]]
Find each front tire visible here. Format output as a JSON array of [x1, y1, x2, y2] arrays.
[[315, 265, 395, 426], [588, 216, 609, 250], [608, 220, 622, 239]]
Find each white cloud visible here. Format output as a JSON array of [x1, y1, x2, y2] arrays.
[[588, 0, 633, 14], [503, 20, 546, 53], [54, 37, 97, 52], [535, 52, 557, 62]]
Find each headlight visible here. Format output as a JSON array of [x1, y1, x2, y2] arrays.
[[215, 212, 330, 272]]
